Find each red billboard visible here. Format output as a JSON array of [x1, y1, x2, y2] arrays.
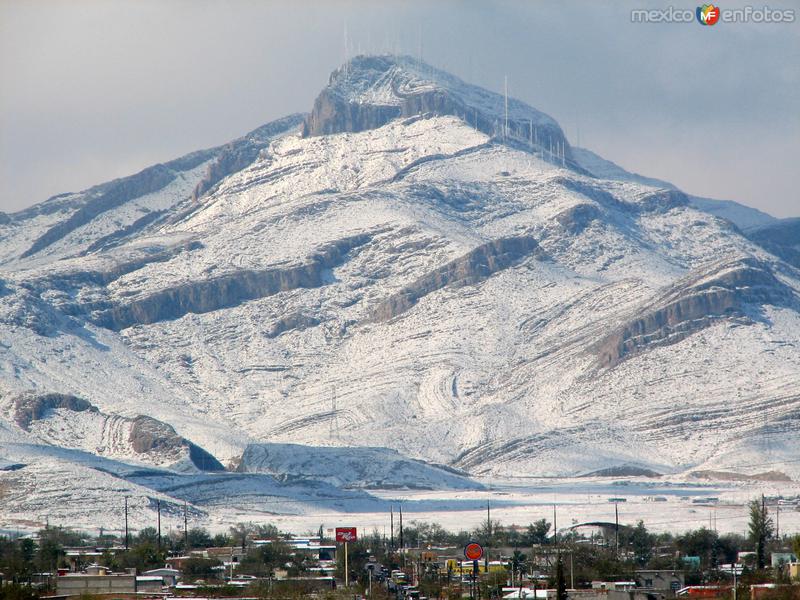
[[335, 527, 357, 542]]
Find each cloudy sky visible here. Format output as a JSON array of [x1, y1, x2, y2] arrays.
[[1, 0, 798, 217]]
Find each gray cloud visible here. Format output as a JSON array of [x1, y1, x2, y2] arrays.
[[1, 0, 797, 217]]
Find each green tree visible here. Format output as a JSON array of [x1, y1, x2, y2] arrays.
[[118, 541, 166, 572], [188, 528, 213, 548], [748, 498, 774, 569], [677, 527, 718, 569], [0, 583, 39, 600], [525, 519, 551, 545], [136, 527, 158, 545], [510, 550, 528, 584], [792, 534, 800, 559], [182, 557, 222, 580], [630, 521, 654, 566]]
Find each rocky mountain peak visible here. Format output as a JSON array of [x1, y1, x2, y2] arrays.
[[303, 55, 571, 162]]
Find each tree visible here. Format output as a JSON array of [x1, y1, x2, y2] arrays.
[[182, 557, 222, 580], [188, 528, 213, 548], [748, 498, 774, 569], [792, 534, 800, 560], [510, 550, 528, 585], [136, 527, 158, 545], [630, 521, 654, 566], [228, 523, 280, 551], [677, 528, 718, 569], [525, 520, 551, 545], [118, 541, 165, 572]]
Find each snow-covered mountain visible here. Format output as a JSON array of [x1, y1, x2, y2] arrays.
[[1, 55, 798, 531]]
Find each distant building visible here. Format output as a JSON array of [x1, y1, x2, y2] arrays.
[[142, 567, 181, 586], [591, 581, 636, 591], [56, 573, 136, 596], [136, 575, 165, 592], [771, 553, 797, 568], [636, 570, 685, 592]]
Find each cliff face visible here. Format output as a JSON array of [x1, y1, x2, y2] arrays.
[[371, 236, 540, 322], [192, 114, 305, 201], [94, 233, 372, 330], [10, 392, 223, 471], [13, 393, 97, 430], [595, 258, 798, 367], [302, 55, 571, 162], [129, 416, 224, 471], [20, 151, 215, 259]]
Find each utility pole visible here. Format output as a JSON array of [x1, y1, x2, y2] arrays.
[[124, 496, 129, 550], [486, 501, 491, 572], [615, 502, 620, 557], [343, 21, 349, 79], [399, 504, 405, 568], [183, 500, 189, 552], [553, 504, 558, 547], [487, 501, 491, 539], [418, 24, 423, 65], [399, 504, 404, 550], [157, 499, 162, 550], [570, 551, 574, 589], [529, 119, 533, 149], [345, 540, 350, 587], [390, 505, 394, 550]]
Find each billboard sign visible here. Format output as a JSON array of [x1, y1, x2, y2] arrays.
[[335, 527, 358, 542], [464, 542, 484, 561]]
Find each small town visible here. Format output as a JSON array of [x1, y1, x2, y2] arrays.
[[1, 498, 799, 600]]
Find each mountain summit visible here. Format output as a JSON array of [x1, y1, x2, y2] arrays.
[[0, 56, 798, 530], [304, 55, 569, 156]]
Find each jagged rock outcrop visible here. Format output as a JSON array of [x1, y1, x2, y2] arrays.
[[129, 416, 224, 471], [95, 234, 372, 330], [192, 114, 305, 201], [20, 149, 215, 259], [596, 258, 798, 367], [303, 55, 571, 161], [11, 392, 224, 471], [555, 203, 603, 234], [82, 209, 167, 255], [266, 312, 321, 338], [13, 393, 98, 430], [371, 235, 540, 322]]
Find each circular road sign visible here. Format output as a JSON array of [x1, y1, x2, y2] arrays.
[[464, 542, 484, 561]]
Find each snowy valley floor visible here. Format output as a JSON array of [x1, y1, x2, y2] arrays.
[[196, 476, 800, 538]]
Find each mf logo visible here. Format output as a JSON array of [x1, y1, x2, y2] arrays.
[[697, 4, 721, 25]]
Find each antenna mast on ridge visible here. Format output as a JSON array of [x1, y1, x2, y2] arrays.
[[343, 21, 349, 79], [418, 24, 423, 65], [504, 75, 509, 141]]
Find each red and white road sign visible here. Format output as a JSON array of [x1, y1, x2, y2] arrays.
[[464, 542, 483, 561], [335, 527, 358, 542]]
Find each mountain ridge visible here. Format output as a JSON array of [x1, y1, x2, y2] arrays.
[[0, 55, 798, 531]]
